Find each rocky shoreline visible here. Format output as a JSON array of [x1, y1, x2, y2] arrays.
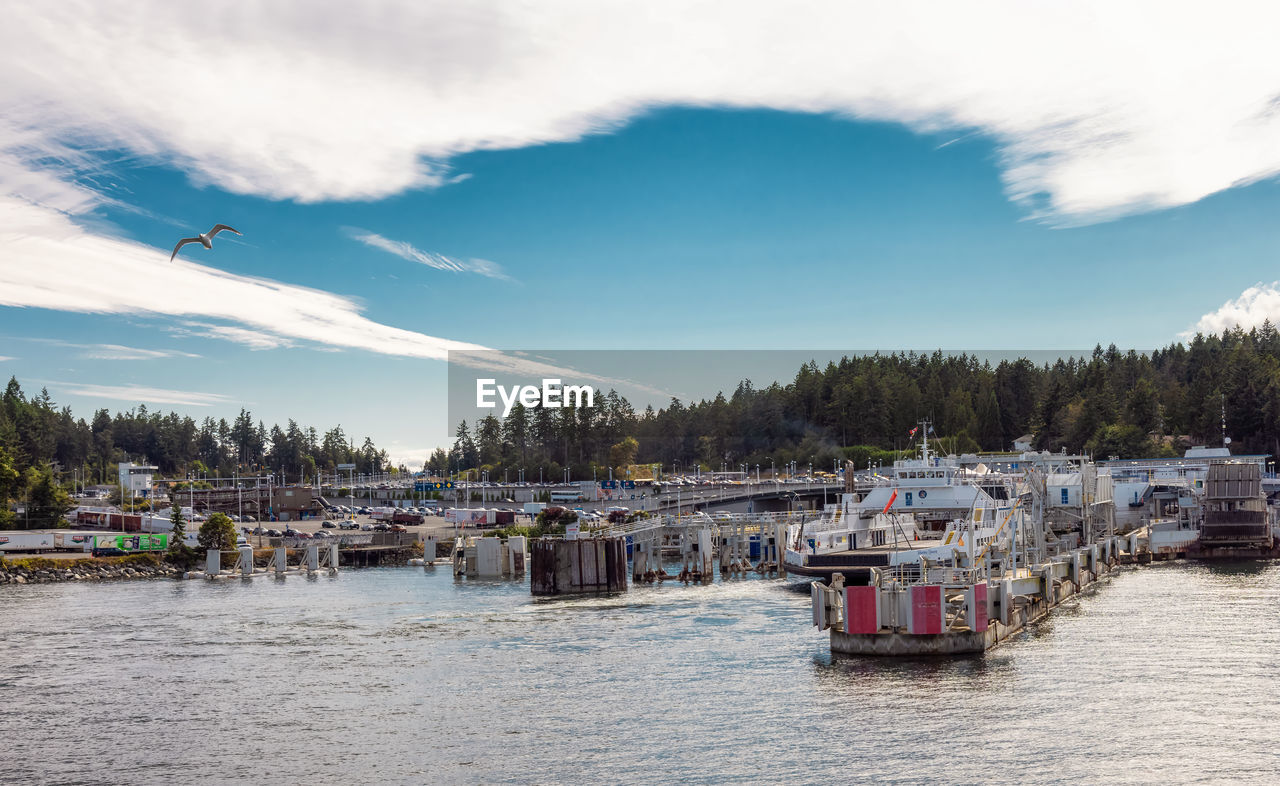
[[0, 543, 428, 585], [0, 557, 182, 585]]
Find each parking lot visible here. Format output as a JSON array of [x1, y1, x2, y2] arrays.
[[237, 511, 525, 547]]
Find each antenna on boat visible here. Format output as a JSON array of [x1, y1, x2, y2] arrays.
[[1221, 392, 1228, 449]]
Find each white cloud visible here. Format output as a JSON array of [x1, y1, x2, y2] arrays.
[[0, 194, 487, 361], [170, 322, 296, 351], [0, 174, 660, 392], [1183, 282, 1280, 338], [49, 382, 234, 407], [384, 445, 435, 469], [346, 228, 512, 281], [30, 340, 201, 360], [82, 344, 199, 360], [4, 3, 1280, 221], [0, 356, 14, 362]]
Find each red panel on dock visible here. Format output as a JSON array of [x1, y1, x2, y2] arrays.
[[844, 586, 879, 634], [971, 583, 988, 632], [909, 585, 944, 635]]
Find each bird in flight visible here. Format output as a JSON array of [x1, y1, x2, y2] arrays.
[[170, 224, 241, 262]]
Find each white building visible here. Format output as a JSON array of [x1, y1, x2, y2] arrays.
[[117, 462, 158, 498]]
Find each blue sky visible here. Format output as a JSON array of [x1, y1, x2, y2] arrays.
[[4, 3, 1280, 463]]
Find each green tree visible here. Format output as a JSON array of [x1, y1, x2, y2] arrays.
[[0, 444, 21, 530], [609, 436, 639, 473], [23, 464, 72, 528], [198, 512, 238, 551], [169, 502, 187, 544], [1086, 424, 1154, 459]]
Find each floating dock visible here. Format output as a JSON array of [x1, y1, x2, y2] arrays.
[[813, 533, 1144, 656]]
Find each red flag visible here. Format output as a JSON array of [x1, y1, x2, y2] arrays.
[[908, 427, 918, 437], [882, 489, 898, 514]]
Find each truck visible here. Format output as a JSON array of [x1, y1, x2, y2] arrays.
[[0, 531, 56, 552], [91, 533, 170, 556], [371, 508, 426, 525], [523, 502, 547, 516]]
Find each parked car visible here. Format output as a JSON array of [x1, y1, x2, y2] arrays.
[[373, 522, 390, 532], [322, 521, 336, 529], [360, 523, 374, 531], [388, 524, 406, 533], [312, 531, 330, 538]]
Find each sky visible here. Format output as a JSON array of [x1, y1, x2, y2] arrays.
[[3, 2, 1280, 464]]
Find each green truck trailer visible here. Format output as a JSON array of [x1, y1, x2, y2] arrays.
[[92, 533, 169, 556]]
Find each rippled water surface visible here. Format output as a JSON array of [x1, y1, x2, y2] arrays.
[[2, 561, 1278, 784]]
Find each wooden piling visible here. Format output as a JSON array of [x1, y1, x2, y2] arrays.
[[531, 537, 628, 595]]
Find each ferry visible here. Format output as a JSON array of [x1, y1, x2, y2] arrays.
[[783, 503, 1016, 581], [851, 423, 1006, 530], [783, 421, 1011, 579]]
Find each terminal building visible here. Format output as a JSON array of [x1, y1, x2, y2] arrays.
[[117, 462, 158, 498]]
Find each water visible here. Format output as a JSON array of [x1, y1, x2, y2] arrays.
[[2, 561, 1278, 784]]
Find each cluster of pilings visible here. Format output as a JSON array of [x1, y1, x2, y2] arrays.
[[187, 543, 338, 580], [717, 521, 754, 575], [625, 520, 789, 584], [530, 537, 627, 595], [451, 535, 528, 578]]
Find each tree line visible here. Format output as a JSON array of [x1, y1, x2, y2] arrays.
[[0, 376, 391, 528], [6, 325, 1279, 524], [439, 327, 1280, 480]]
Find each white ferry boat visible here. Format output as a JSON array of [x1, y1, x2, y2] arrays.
[[784, 503, 1017, 581], [853, 424, 1005, 529], [783, 423, 1020, 580]]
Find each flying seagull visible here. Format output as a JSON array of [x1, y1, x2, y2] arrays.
[[170, 224, 241, 262]]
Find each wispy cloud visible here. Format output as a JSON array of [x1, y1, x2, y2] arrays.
[[169, 322, 296, 351], [0, 356, 14, 362], [81, 344, 200, 360], [346, 228, 512, 282], [1183, 282, 1280, 339], [27, 339, 201, 360], [5, 4, 1280, 221], [49, 382, 234, 407]]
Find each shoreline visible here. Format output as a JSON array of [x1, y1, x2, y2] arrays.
[[0, 540, 430, 585]]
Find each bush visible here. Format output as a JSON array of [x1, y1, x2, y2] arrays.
[[493, 522, 565, 539], [198, 512, 238, 551]]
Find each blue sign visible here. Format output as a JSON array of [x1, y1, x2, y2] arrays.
[[621, 480, 636, 489], [905, 492, 913, 507], [601, 480, 618, 489]]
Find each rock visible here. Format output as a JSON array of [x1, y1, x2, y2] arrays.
[[13, 575, 25, 584]]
